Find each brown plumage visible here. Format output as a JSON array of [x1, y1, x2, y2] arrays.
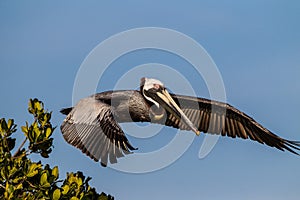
[[164, 94, 300, 154], [61, 78, 299, 167]]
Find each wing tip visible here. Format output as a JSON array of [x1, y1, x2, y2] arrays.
[[283, 140, 300, 155]]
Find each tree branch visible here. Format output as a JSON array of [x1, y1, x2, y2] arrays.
[[12, 138, 27, 158]]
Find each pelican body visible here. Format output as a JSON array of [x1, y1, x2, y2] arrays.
[[61, 77, 299, 166]]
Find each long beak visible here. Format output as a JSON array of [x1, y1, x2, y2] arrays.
[[153, 89, 200, 136]]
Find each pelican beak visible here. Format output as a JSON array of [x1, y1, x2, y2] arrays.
[[146, 88, 200, 136]]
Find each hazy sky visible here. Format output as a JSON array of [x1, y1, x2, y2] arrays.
[[1, 1, 300, 199]]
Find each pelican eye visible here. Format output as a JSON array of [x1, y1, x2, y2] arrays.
[[152, 85, 164, 93], [153, 84, 161, 89]]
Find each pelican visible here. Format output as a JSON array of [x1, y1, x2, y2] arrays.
[[61, 77, 299, 166]]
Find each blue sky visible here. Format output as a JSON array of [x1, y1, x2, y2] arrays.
[[1, 1, 300, 199]]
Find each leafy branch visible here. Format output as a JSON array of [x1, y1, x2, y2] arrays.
[[0, 98, 113, 200]]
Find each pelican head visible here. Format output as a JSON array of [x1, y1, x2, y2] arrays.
[[140, 77, 200, 135]]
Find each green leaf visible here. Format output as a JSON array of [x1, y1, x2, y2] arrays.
[[1, 167, 8, 179], [8, 166, 18, 177], [53, 189, 61, 200], [0, 118, 3, 133], [34, 101, 43, 111], [27, 129, 35, 143], [44, 113, 51, 122], [7, 138, 16, 151], [16, 183, 23, 190], [40, 172, 50, 188], [99, 193, 111, 200], [52, 166, 59, 180], [21, 126, 28, 134], [7, 119, 13, 129], [61, 185, 69, 195], [27, 163, 41, 178], [32, 122, 40, 142], [0, 119, 8, 133], [28, 99, 35, 114], [45, 127, 52, 138], [41, 151, 49, 158]]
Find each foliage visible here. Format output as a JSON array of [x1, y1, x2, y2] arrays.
[[0, 98, 114, 200]]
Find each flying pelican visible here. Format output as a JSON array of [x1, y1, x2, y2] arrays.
[[61, 77, 299, 166]]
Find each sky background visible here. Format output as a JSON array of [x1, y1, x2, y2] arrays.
[[1, 1, 300, 199]]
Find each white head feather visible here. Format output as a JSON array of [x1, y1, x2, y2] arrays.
[[141, 77, 164, 107]]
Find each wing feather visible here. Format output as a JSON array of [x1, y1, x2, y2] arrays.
[[161, 93, 300, 155], [61, 97, 136, 167]]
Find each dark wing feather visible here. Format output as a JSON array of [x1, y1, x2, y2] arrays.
[[60, 97, 136, 167], [163, 93, 300, 155]]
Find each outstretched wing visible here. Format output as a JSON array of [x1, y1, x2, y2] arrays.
[[163, 93, 300, 154], [61, 97, 136, 167]]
